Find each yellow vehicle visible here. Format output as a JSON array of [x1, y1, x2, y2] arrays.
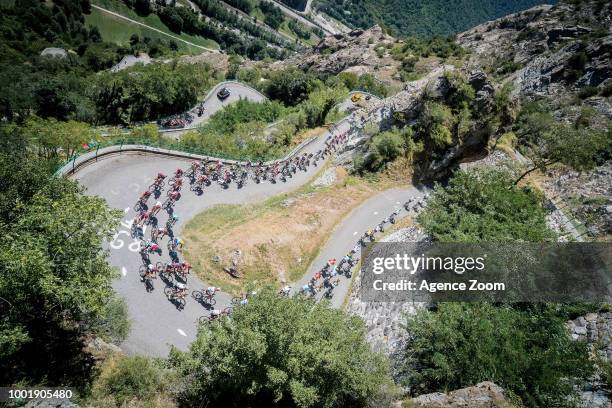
[[351, 93, 362, 103]]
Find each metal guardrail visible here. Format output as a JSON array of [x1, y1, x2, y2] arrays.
[[57, 104, 354, 177], [55, 130, 324, 177]]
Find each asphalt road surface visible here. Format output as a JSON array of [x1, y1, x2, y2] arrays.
[[294, 186, 429, 308], [164, 82, 267, 138], [75, 119, 352, 356], [74, 100, 424, 358]]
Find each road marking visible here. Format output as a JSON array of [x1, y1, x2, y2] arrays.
[[353, 231, 358, 235], [177, 329, 187, 337], [396, 201, 401, 204], [124, 207, 130, 213], [373, 211, 378, 215], [121, 267, 127, 277]]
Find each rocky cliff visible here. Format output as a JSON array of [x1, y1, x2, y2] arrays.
[[457, 0, 611, 99], [274, 25, 403, 87]]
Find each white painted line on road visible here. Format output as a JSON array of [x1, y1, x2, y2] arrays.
[[124, 207, 130, 213], [121, 267, 127, 277], [353, 231, 358, 235], [373, 211, 379, 215], [177, 329, 187, 337], [396, 201, 401, 204]]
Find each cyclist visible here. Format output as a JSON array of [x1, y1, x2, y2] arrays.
[[175, 281, 188, 297], [206, 286, 220, 296], [169, 237, 183, 251], [139, 190, 151, 202], [167, 214, 179, 229], [152, 226, 168, 242], [151, 201, 162, 216], [180, 261, 191, 274], [168, 190, 180, 201], [171, 177, 183, 188], [136, 209, 150, 225], [145, 241, 161, 254]]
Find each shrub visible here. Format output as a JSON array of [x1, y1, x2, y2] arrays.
[[418, 169, 555, 242], [90, 355, 171, 406], [88, 296, 131, 344], [170, 287, 396, 407], [600, 82, 612, 97], [578, 86, 598, 99], [402, 303, 593, 407], [353, 127, 419, 174]]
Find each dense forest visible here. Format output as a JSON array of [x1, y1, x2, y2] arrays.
[[315, 0, 556, 37]]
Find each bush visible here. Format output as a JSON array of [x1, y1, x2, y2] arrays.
[[418, 169, 555, 242], [264, 68, 319, 106], [88, 296, 130, 344], [600, 82, 612, 97], [354, 127, 417, 174], [578, 86, 598, 99], [170, 287, 396, 407], [402, 303, 593, 407], [91, 356, 170, 406]]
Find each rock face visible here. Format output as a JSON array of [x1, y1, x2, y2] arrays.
[[275, 25, 401, 85], [346, 227, 430, 380], [409, 381, 510, 408], [568, 311, 612, 408], [568, 312, 612, 359], [544, 163, 612, 236], [457, 0, 612, 97]]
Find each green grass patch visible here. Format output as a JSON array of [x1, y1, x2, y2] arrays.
[[89, 0, 219, 50]]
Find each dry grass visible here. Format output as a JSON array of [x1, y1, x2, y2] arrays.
[[183, 167, 402, 294]]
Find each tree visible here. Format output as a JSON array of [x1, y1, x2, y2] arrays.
[[0, 153, 121, 385], [302, 85, 347, 128], [354, 128, 408, 173], [170, 288, 395, 407], [158, 7, 184, 34], [93, 62, 214, 124], [261, 1, 284, 29], [513, 123, 609, 185], [129, 33, 140, 46], [402, 303, 593, 407], [418, 169, 555, 242], [265, 68, 318, 106], [22, 117, 98, 162], [134, 0, 152, 16]]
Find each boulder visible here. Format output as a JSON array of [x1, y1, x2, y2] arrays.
[[410, 381, 510, 407]]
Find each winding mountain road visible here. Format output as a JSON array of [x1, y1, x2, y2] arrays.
[[73, 119, 350, 356], [70, 81, 423, 357]]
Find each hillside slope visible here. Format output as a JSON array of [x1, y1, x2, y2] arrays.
[[315, 0, 557, 37]]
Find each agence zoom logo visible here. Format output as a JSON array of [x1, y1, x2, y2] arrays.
[[371, 254, 486, 275]]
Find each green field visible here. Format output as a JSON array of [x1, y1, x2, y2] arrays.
[[86, 1, 219, 51]]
